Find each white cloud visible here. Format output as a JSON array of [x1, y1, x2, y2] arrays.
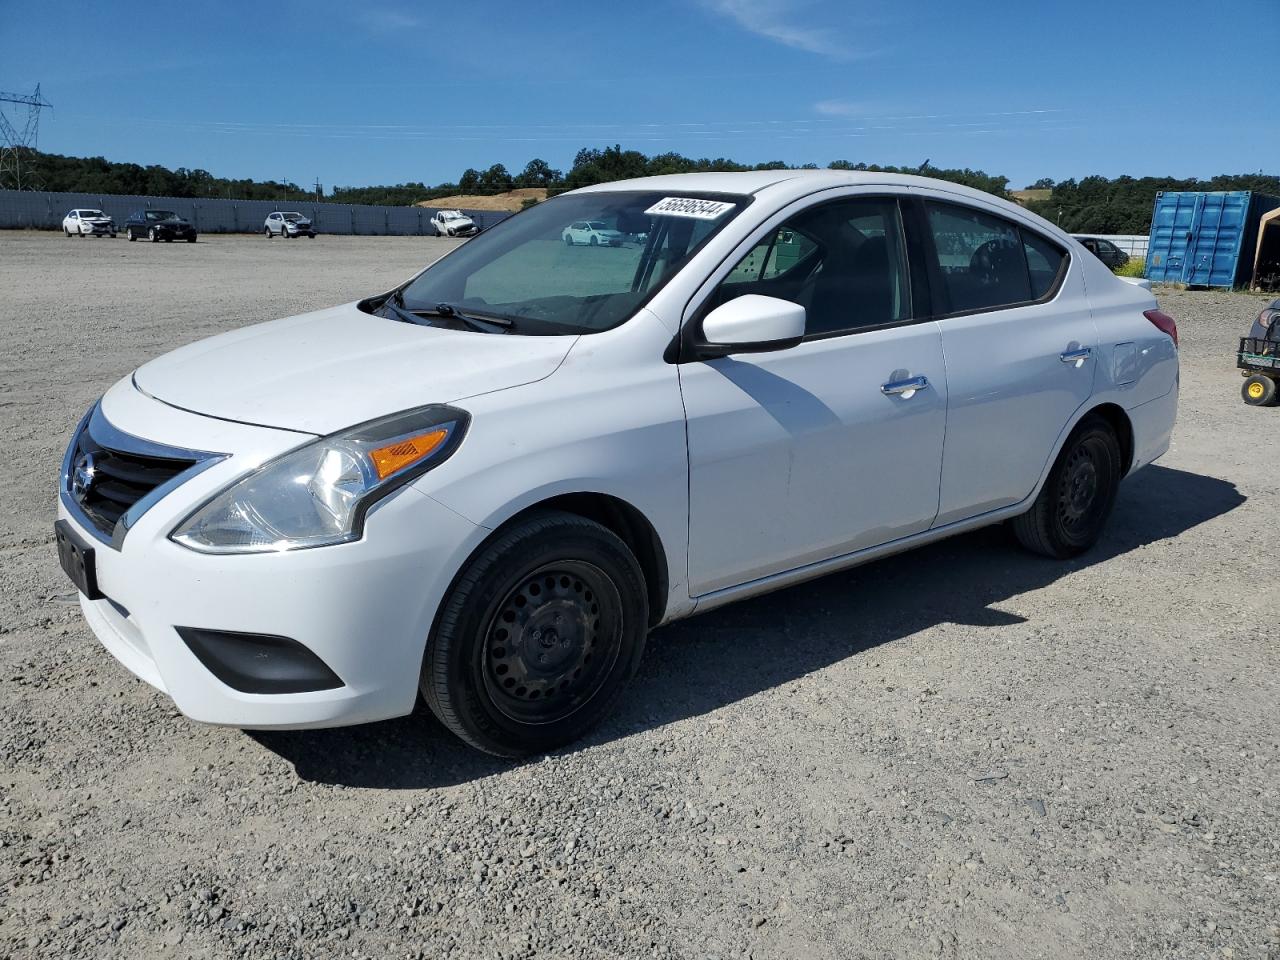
[[703, 0, 848, 58], [813, 99, 878, 117], [359, 8, 422, 32]]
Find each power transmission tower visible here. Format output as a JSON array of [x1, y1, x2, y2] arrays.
[[0, 84, 53, 190]]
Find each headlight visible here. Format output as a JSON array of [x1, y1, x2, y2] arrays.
[[170, 405, 468, 554]]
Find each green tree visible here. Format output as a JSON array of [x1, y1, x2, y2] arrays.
[[479, 163, 514, 193], [516, 158, 562, 188]]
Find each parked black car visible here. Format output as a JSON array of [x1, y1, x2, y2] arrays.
[[124, 209, 198, 243], [1073, 235, 1130, 270]]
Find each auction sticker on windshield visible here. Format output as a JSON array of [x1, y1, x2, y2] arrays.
[[644, 197, 736, 220]]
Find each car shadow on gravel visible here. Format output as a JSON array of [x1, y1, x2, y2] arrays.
[[251, 465, 1242, 788]]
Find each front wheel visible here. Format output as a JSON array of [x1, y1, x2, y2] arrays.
[[148, 228, 158, 242], [421, 511, 649, 757], [589, 235, 598, 246], [1011, 414, 1122, 559], [127, 229, 136, 241], [1242, 374, 1278, 406]]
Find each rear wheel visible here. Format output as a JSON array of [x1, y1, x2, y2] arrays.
[[1242, 375, 1277, 406], [1012, 414, 1122, 559], [421, 510, 648, 757]]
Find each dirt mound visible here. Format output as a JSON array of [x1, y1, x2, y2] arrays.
[[417, 187, 548, 212]]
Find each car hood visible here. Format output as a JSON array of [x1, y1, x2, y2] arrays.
[[132, 301, 577, 435]]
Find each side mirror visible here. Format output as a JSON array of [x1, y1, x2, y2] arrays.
[[694, 294, 805, 359]]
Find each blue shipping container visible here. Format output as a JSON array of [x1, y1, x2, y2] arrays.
[[1146, 191, 1280, 288]]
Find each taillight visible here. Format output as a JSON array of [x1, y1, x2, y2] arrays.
[[1144, 308, 1178, 348]]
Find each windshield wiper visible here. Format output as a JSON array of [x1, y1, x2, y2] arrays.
[[383, 292, 514, 333], [422, 301, 514, 333]]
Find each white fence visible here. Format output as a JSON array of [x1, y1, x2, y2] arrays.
[[0, 189, 512, 235]]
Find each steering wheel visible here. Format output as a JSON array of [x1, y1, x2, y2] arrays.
[[969, 238, 1022, 288]]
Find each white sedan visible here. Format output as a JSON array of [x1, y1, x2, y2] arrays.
[[62, 209, 116, 237], [562, 219, 625, 246], [55, 171, 1178, 756]]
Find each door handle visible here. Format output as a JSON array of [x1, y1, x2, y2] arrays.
[[1060, 347, 1092, 365], [881, 375, 930, 397]]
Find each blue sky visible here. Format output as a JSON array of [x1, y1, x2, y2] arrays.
[[5, 0, 1278, 190]]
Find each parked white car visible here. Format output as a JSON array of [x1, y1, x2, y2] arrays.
[[56, 171, 1178, 756], [562, 219, 625, 246], [62, 209, 116, 238], [264, 212, 316, 239], [431, 210, 477, 237]]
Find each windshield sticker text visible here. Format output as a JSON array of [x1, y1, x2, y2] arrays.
[[644, 197, 735, 220]]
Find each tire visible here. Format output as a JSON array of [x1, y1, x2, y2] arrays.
[[564, 234, 573, 246], [265, 227, 272, 239], [589, 235, 598, 246], [148, 228, 158, 242], [187, 235, 197, 243], [1242, 374, 1277, 406], [308, 233, 315, 239], [64, 227, 71, 237], [127, 229, 136, 241], [421, 510, 649, 757], [1011, 414, 1123, 559]]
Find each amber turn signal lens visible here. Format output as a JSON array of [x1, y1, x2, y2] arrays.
[[368, 429, 448, 480]]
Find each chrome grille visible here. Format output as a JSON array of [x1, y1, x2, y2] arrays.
[[62, 404, 222, 547]]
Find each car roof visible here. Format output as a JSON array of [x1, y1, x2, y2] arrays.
[[572, 170, 1069, 240], [574, 169, 1007, 205]]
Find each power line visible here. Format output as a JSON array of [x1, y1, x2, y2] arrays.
[[0, 83, 53, 190]]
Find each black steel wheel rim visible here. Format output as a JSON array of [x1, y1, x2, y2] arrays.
[[480, 560, 623, 725], [1057, 436, 1106, 533]]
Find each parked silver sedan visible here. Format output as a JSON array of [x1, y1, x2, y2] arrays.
[[264, 211, 316, 239]]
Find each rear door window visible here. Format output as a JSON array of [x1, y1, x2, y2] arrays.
[[924, 201, 1066, 313], [1023, 232, 1067, 299]]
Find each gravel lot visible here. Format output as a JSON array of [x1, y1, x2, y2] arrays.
[[1, 232, 1277, 959]]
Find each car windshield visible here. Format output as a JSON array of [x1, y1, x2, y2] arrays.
[[146, 211, 176, 221], [283, 213, 304, 220], [81, 210, 105, 218], [441, 212, 463, 220], [395, 191, 747, 335], [586, 221, 609, 230]]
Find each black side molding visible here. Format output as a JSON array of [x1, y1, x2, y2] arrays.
[[176, 627, 344, 695]]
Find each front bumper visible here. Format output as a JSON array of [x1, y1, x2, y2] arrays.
[[57, 380, 486, 729], [82, 223, 116, 235]]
